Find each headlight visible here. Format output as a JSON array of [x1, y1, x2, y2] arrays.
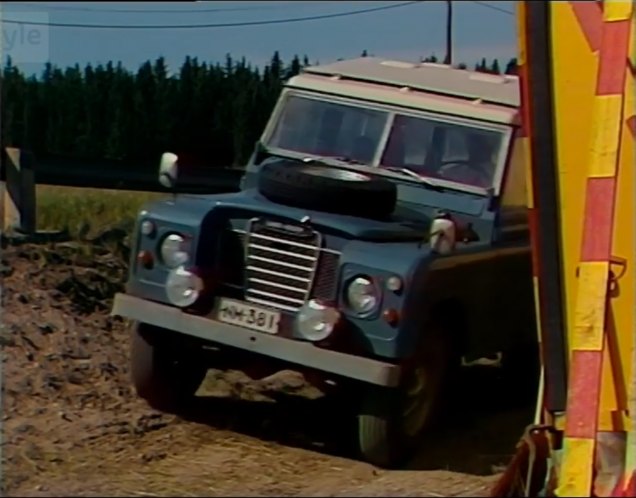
[[160, 233, 189, 268], [165, 266, 203, 307], [345, 276, 379, 314], [295, 300, 341, 341]]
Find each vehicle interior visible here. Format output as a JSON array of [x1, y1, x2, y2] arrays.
[[268, 92, 508, 191]]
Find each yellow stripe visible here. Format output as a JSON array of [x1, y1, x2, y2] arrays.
[[603, 0, 633, 22], [572, 262, 610, 351], [589, 95, 624, 178], [556, 437, 596, 497], [554, 412, 566, 431], [516, 2, 527, 67]]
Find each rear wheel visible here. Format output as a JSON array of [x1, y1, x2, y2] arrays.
[[130, 322, 208, 412], [356, 322, 454, 468]]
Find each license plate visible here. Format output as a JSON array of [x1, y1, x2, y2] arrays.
[[216, 298, 281, 334]]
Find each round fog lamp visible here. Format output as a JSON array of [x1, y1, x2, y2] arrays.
[[165, 266, 203, 307], [295, 300, 340, 342]]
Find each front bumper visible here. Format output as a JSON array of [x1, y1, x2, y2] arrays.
[[111, 293, 401, 387]]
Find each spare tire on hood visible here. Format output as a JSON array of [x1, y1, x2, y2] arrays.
[[257, 159, 397, 219]]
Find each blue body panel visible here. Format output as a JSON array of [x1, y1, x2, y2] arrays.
[[128, 158, 533, 362]]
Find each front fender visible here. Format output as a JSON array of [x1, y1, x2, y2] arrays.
[[338, 239, 437, 359]]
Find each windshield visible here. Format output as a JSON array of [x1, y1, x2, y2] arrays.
[[267, 93, 507, 190]]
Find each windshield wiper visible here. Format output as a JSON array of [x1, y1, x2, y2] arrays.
[[303, 155, 365, 166], [302, 157, 446, 191], [382, 167, 445, 191]]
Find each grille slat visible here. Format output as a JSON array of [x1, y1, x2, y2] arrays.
[[222, 219, 340, 313], [244, 219, 321, 311], [248, 255, 313, 273], [246, 288, 306, 305], [249, 243, 317, 261], [246, 266, 311, 283], [249, 232, 318, 251], [248, 277, 308, 294], [246, 296, 299, 313]]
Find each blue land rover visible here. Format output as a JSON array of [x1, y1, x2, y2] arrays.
[[112, 57, 536, 467]]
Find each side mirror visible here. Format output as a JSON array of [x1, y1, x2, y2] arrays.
[[159, 152, 179, 189], [429, 216, 456, 255]]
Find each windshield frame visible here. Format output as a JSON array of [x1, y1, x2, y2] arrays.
[[261, 88, 515, 197]]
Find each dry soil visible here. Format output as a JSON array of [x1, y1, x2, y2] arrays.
[[1, 238, 534, 497]]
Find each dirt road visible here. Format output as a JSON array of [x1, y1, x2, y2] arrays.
[[1, 240, 532, 496]]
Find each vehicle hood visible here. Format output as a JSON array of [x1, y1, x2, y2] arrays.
[[169, 189, 431, 242]]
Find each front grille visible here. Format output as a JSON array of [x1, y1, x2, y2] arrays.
[[312, 251, 340, 302], [244, 218, 321, 312], [219, 218, 342, 313]]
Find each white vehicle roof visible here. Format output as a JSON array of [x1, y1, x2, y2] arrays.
[[298, 57, 520, 108]]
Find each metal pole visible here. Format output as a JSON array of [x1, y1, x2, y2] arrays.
[[444, 0, 453, 65]]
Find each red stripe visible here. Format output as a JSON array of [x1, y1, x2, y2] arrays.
[[564, 350, 603, 438], [570, 1, 603, 52], [527, 207, 540, 277], [517, 118, 528, 139], [596, 19, 632, 95], [580, 177, 617, 261], [627, 471, 636, 497], [614, 472, 636, 497], [628, 115, 636, 137]]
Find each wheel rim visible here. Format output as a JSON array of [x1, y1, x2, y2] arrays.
[[401, 365, 435, 437], [400, 333, 447, 438]]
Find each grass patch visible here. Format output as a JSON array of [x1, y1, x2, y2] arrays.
[[36, 185, 166, 238]]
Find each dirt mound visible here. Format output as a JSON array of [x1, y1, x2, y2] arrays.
[[1, 239, 524, 497]]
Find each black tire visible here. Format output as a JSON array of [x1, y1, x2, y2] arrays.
[[130, 322, 207, 412], [356, 323, 453, 468], [257, 159, 397, 219]]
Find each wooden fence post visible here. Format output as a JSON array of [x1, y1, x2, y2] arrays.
[[0, 147, 36, 234]]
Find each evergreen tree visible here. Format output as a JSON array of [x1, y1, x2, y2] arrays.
[[505, 57, 518, 75], [0, 51, 519, 169]]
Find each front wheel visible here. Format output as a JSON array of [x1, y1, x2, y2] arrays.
[[130, 322, 208, 412], [356, 325, 453, 468]]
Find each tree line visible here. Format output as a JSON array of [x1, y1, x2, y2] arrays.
[[0, 51, 518, 168]]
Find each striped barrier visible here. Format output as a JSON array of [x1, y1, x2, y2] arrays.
[[617, 2, 636, 495], [516, 1, 544, 407], [556, 1, 634, 496]]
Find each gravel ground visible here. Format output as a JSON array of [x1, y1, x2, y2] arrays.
[[1, 239, 533, 497]]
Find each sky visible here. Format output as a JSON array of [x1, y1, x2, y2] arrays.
[[1, 1, 518, 77]]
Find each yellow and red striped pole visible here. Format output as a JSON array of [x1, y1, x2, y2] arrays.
[[556, 1, 633, 496], [618, 6, 636, 496], [516, 1, 544, 407]]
